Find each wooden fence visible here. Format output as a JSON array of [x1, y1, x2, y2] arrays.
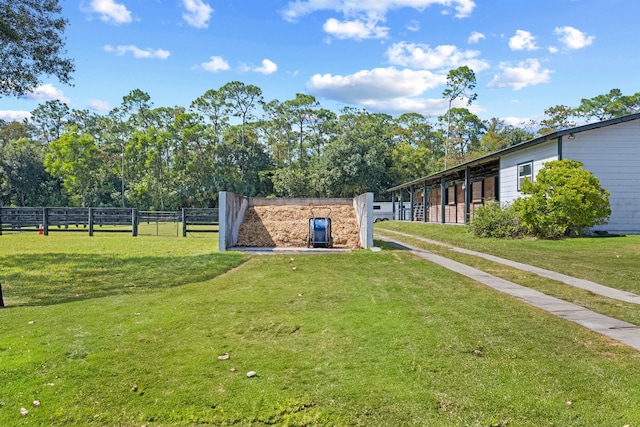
[[0, 207, 219, 237], [181, 208, 219, 237]]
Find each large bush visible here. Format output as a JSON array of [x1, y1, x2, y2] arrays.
[[512, 159, 611, 238], [469, 200, 525, 238]]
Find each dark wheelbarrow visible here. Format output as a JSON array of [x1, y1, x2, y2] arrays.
[[307, 207, 333, 248]]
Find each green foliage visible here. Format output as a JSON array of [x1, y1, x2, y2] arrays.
[[45, 127, 104, 206], [538, 89, 640, 136], [272, 167, 312, 197], [481, 118, 534, 153], [11, 81, 636, 210], [0, 0, 74, 96], [576, 88, 640, 121], [469, 201, 525, 238], [438, 107, 485, 163], [388, 142, 434, 184], [512, 159, 611, 238], [442, 65, 477, 106], [539, 104, 577, 135], [30, 100, 70, 142], [318, 110, 394, 197], [0, 137, 66, 206]]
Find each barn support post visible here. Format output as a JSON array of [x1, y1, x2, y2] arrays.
[[409, 186, 415, 222], [422, 181, 428, 222], [392, 192, 396, 220], [464, 167, 471, 224], [558, 135, 563, 160], [399, 191, 404, 220], [88, 207, 94, 236], [440, 176, 446, 224]]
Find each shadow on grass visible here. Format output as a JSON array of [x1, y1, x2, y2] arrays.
[[374, 238, 411, 252], [0, 252, 246, 307]]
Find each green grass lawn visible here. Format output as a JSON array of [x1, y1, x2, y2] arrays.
[[2, 232, 640, 426], [375, 221, 640, 294], [0, 230, 239, 306]]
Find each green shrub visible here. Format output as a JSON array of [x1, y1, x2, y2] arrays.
[[512, 159, 611, 238], [469, 200, 525, 238]]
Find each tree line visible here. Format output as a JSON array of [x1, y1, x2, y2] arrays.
[[1, 81, 639, 210]]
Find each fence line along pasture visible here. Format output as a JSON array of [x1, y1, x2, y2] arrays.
[[181, 208, 219, 237], [0, 207, 219, 237], [138, 211, 181, 236]]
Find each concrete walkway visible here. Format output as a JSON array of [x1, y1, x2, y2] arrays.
[[378, 229, 640, 305], [375, 233, 640, 351]]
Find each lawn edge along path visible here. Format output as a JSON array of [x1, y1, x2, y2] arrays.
[[378, 228, 640, 305], [376, 233, 640, 351]]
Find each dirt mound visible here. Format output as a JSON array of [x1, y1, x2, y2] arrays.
[[236, 204, 360, 248]]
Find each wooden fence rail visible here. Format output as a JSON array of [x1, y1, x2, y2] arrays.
[[1, 207, 219, 237], [1, 207, 138, 236], [182, 208, 219, 237]]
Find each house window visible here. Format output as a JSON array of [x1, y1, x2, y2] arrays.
[[517, 161, 533, 191]]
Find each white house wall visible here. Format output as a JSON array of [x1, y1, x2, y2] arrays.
[[563, 119, 640, 234], [499, 140, 559, 205]]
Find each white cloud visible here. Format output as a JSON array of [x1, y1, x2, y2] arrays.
[[488, 59, 553, 90], [502, 116, 531, 127], [323, 17, 389, 40], [182, 0, 214, 28], [362, 97, 449, 115], [25, 84, 70, 103], [253, 59, 278, 75], [0, 110, 31, 122], [104, 45, 171, 59], [306, 67, 484, 115], [281, 0, 476, 22], [385, 42, 490, 72], [87, 99, 111, 111], [406, 20, 420, 32], [200, 56, 230, 72], [509, 30, 538, 51], [554, 26, 595, 50], [88, 0, 132, 25], [468, 31, 485, 44], [307, 67, 446, 104]]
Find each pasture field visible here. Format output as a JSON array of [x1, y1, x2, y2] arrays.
[[1, 231, 640, 426]]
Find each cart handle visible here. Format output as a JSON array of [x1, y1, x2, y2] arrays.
[[310, 206, 332, 218]]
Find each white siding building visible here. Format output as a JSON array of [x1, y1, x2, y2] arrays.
[[500, 141, 559, 204], [388, 113, 640, 234]]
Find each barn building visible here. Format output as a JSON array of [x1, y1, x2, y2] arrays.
[[387, 113, 640, 234]]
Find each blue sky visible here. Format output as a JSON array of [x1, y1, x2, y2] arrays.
[[2, 0, 640, 126]]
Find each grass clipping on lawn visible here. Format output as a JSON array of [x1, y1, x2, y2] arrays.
[[236, 204, 360, 248]]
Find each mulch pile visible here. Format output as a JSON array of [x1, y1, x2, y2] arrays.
[[235, 204, 360, 248]]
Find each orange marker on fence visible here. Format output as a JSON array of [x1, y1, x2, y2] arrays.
[[38, 224, 44, 235]]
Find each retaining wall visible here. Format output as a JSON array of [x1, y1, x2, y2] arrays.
[[218, 192, 373, 251]]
